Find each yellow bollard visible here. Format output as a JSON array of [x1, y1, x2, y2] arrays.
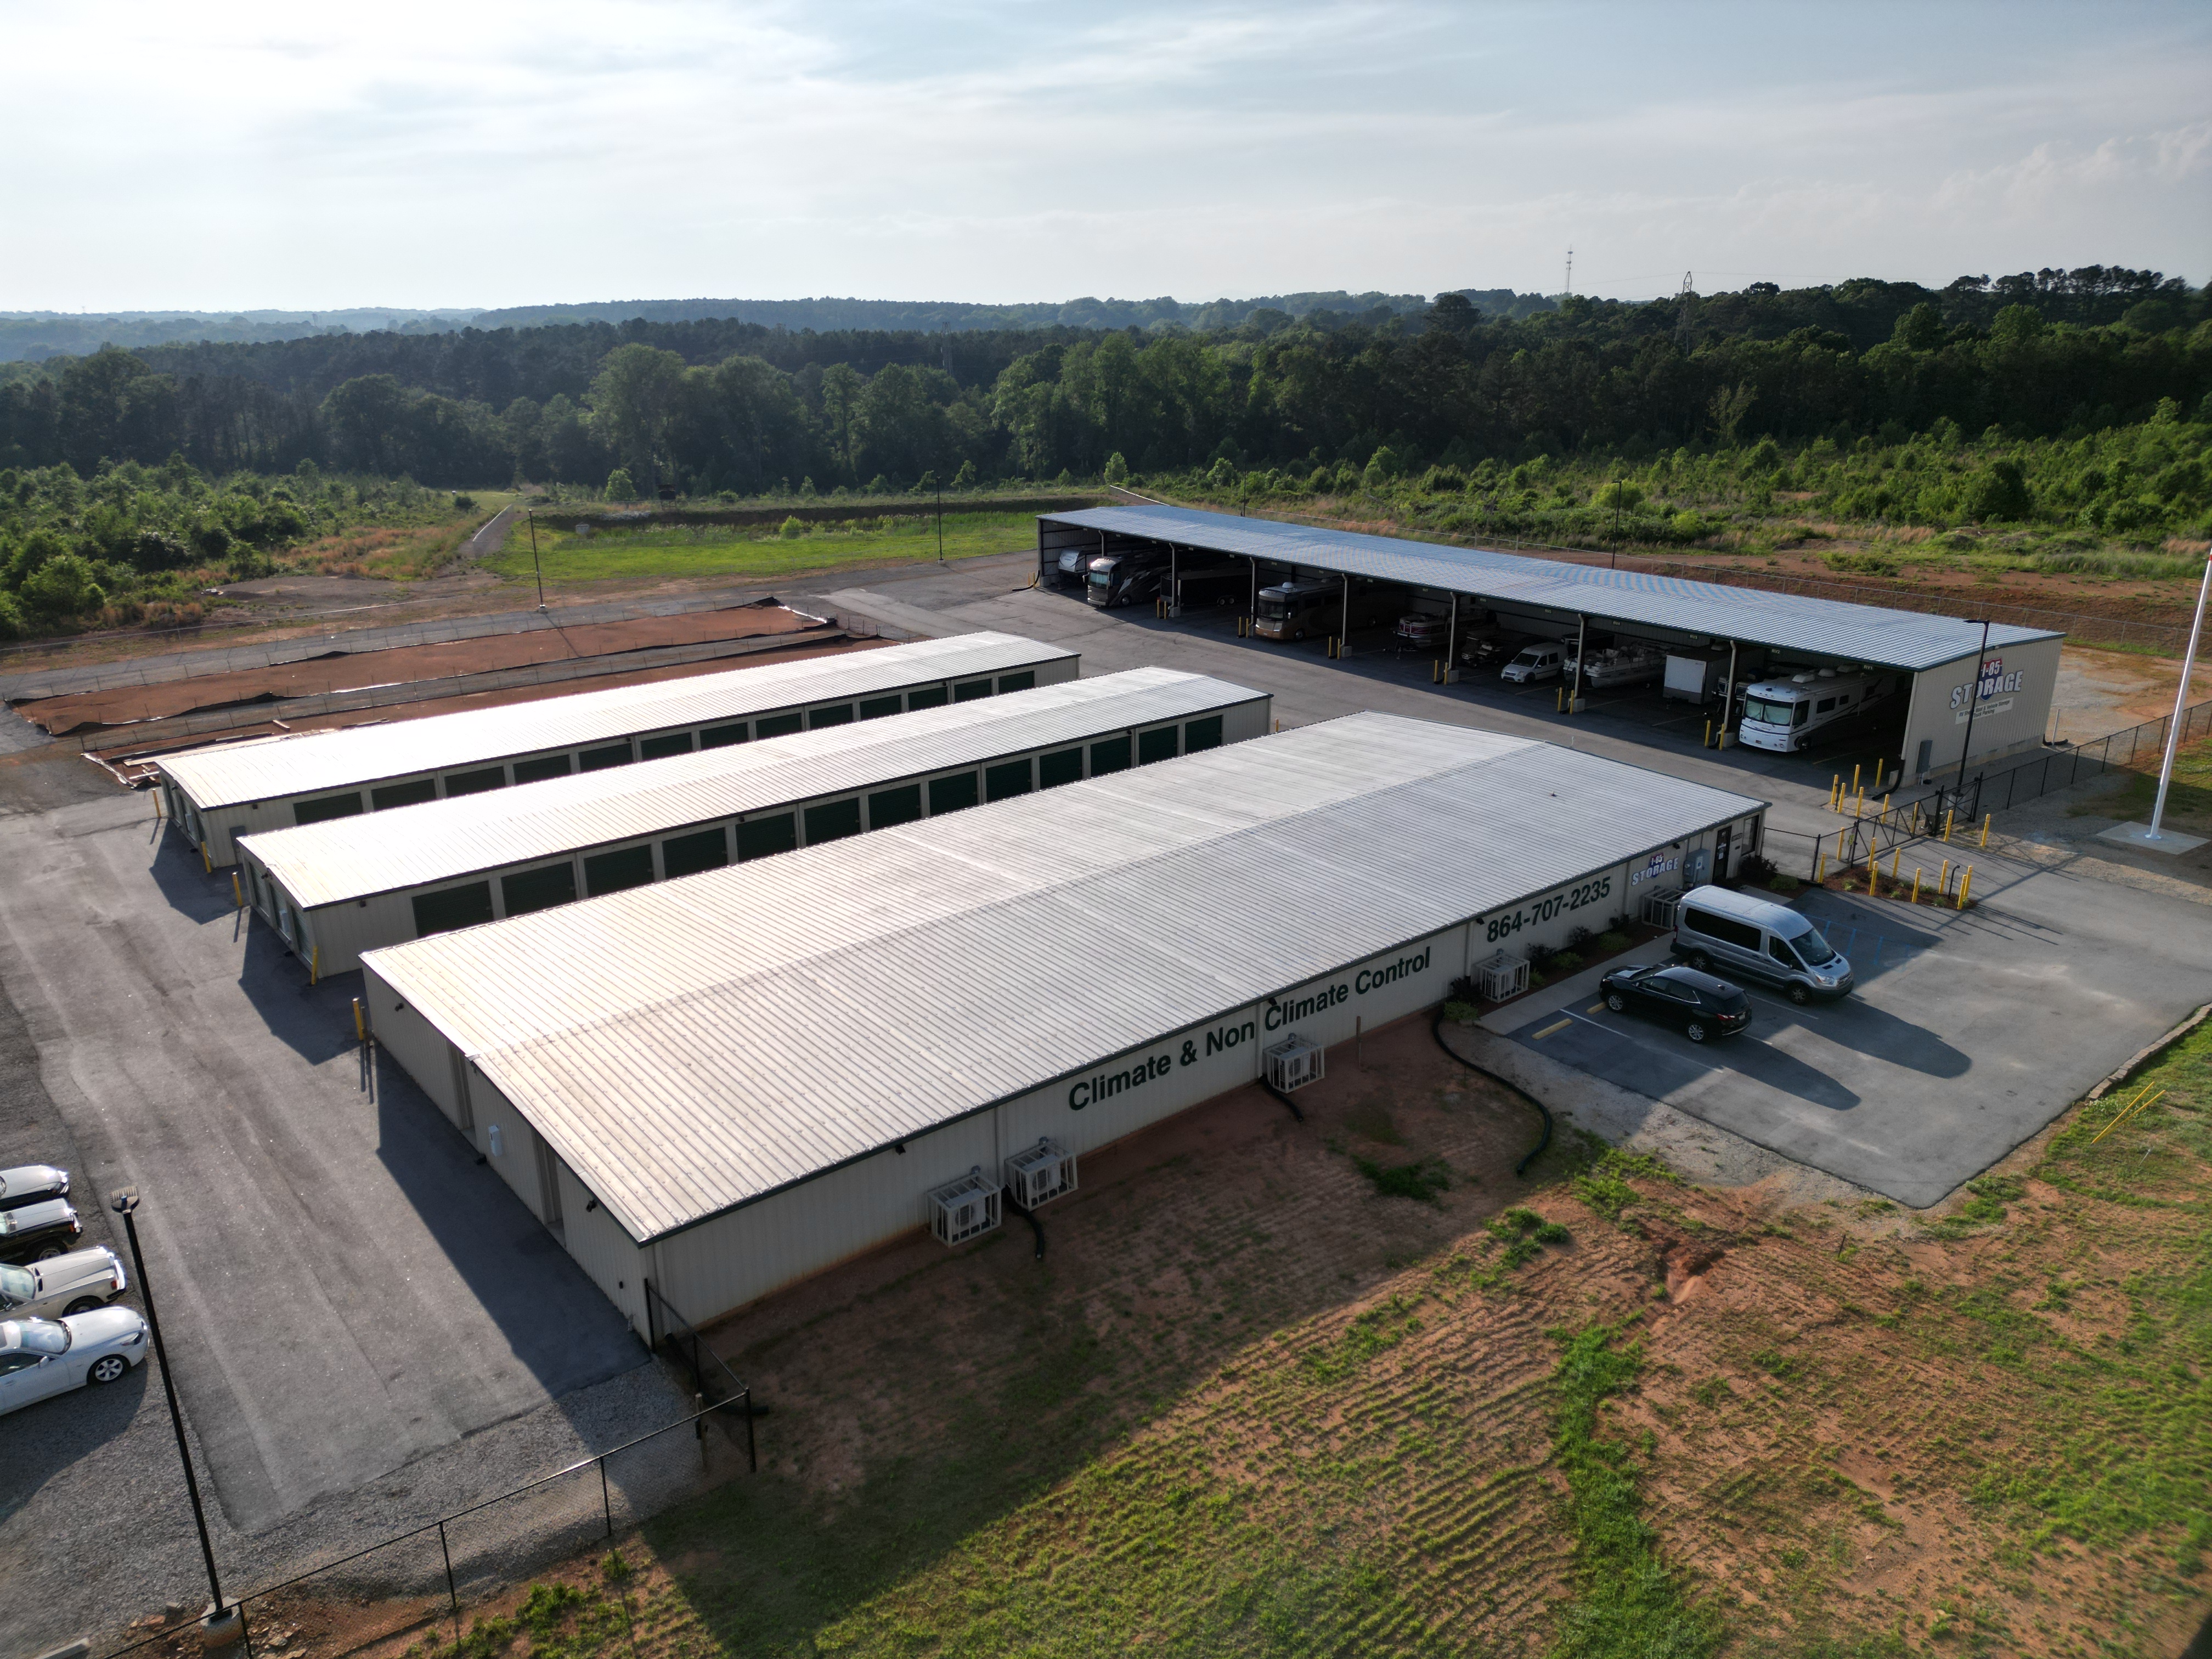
[[1880, 792, 1892, 821], [1939, 858, 1951, 895], [1704, 719, 1712, 748], [1829, 775, 1841, 811], [353, 998, 366, 1043], [1911, 867, 1922, 905], [1942, 809, 1955, 842], [1957, 866, 1973, 909], [1854, 786, 1865, 818], [1852, 763, 1862, 796], [1865, 859, 1877, 895], [231, 872, 243, 909], [1814, 849, 1826, 884], [310, 945, 320, 986], [1890, 847, 1900, 881], [200, 840, 212, 873], [1557, 686, 1565, 713], [1979, 813, 1991, 849]]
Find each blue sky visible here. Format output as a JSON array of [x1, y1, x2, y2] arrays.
[[4, 0, 2206, 311]]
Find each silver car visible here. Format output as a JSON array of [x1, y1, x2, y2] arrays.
[[0, 1164, 68, 1212], [0, 1311, 150, 1415], [0, 1248, 127, 1320]]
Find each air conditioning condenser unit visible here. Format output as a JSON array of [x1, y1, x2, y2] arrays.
[[1263, 1034, 1324, 1092], [927, 1167, 1001, 1246]]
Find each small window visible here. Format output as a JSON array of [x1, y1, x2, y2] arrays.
[[660, 827, 727, 878], [859, 695, 904, 721], [1183, 715, 1224, 753], [929, 772, 979, 815], [580, 742, 634, 772], [639, 732, 693, 760], [294, 791, 364, 827], [1038, 748, 1084, 789], [952, 680, 992, 703], [804, 798, 863, 844], [997, 670, 1035, 694], [444, 765, 506, 798], [810, 704, 854, 729], [907, 685, 950, 710], [1137, 726, 1178, 766], [700, 722, 748, 749], [514, 754, 571, 785], [868, 784, 923, 828], [371, 777, 438, 811], [1767, 936, 1801, 967], [1815, 697, 1836, 713], [1686, 908, 1760, 951], [736, 814, 797, 861], [985, 759, 1032, 802], [502, 862, 578, 917], [755, 712, 804, 738], [583, 844, 654, 896], [412, 883, 494, 938], [1090, 735, 1132, 775]]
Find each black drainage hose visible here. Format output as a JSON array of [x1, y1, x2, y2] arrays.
[[1432, 1009, 1553, 1177], [1005, 1196, 1046, 1260], [1261, 1076, 1306, 1122]]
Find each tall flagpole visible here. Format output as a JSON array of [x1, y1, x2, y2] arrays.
[[2145, 555, 2211, 842]]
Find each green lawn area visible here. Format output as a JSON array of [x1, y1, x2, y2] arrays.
[[2071, 732, 2212, 831], [487, 511, 1042, 585]]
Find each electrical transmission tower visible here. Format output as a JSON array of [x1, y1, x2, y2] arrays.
[[1676, 272, 1695, 347]]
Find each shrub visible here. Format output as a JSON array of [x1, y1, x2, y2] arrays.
[[1103, 452, 1130, 485], [777, 516, 805, 539], [1593, 479, 1645, 512], [1548, 951, 1585, 974], [1669, 510, 1705, 539], [1595, 930, 1630, 953], [0, 591, 22, 639], [1442, 1000, 1480, 1025], [604, 467, 636, 500], [450, 493, 476, 510], [1767, 874, 1802, 895], [20, 553, 103, 620]]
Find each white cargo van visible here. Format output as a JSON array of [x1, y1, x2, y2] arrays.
[[1671, 884, 1852, 1003], [1500, 642, 1565, 684]]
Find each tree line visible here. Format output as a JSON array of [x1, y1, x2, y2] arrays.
[[0, 269, 2202, 505]]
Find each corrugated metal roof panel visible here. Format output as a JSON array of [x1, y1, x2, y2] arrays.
[[247, 668, 1265, 907], [157, 632, 1070, 808], [1043, 504, 2060, 671], [366, 714, 1764, 1244]]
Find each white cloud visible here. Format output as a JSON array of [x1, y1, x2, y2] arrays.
[[0, 0, 2204, 309]]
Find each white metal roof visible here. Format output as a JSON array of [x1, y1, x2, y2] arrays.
[[365, 713, 1764, 1245], [1043, 504, 2060, 672], [247, 668, 1265, 908], [156, 633, 1070, 809]]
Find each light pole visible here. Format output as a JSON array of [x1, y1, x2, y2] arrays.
[[935, 476, 944, 565], [2143, 555, 2211, 842], [527, 509, 545, 612], [110, 1188, 229, 1625], [1953, 618, 1993, 808]]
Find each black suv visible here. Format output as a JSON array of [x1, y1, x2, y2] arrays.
[[1599, 964, 1751, 1043]]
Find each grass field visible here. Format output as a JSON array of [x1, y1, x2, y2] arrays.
[[371, 1012, 2212, 1659], [486, 511, 1040, 586], [2072, 732, 2212, 832]]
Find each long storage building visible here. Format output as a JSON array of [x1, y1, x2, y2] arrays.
[[241, 668, 1271, 973], [1040, 504, 2063, 783], [363, 713, 1767, 1333], [157, 631, 1076, 865]]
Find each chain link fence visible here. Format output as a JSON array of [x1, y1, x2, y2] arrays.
[[95, 1395, 748, 1659]]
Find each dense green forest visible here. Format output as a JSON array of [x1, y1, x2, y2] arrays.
[[1, 267, 2206, 640]]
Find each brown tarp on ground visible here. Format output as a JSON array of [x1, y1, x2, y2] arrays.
[[21, 601, 828, 735], [88, 637, 887, 785]]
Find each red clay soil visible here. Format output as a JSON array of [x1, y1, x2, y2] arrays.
[[86, 637, 888, 782], [18, 602, 829, 735]]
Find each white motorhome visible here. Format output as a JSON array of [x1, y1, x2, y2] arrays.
[[1737, 668, 1898, 753]]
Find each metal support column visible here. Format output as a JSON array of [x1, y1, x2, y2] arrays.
[[1571, 614, 1587, 712], [1719, 640, 1738, 748], [1340, 579, 1350, 651], [1447, 593, 1459, 678], [1170, 543, 1178, 617]]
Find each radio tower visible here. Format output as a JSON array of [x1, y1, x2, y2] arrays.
[[1676, 272, 1695, 347]]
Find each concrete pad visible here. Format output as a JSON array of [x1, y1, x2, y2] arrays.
[[2098, 821, 2209, 856]]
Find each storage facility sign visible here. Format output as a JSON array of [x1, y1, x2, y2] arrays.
[[1950, 655, 2028, 724]]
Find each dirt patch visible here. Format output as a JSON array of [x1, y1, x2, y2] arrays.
[[2052, 642, 2212, 743], [17, 601, 827, 735]]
